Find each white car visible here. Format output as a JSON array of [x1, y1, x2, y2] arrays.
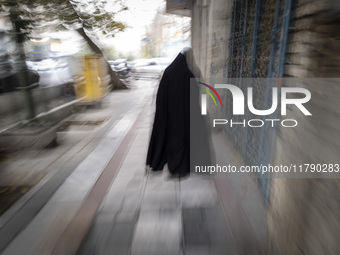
[[131, 58, 172, 80]]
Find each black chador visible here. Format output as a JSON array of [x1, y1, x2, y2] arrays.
[[146, 53, 192, 176], [146, 51, 212, 177]]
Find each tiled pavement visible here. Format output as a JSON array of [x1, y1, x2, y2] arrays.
[[0, 79, 267, 255]]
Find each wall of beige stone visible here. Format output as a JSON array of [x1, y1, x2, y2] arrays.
[[191, 0, 340, 254], [191, 0, 232, 128], [268, 0, 340, 254], [191, 0, 232, 80]]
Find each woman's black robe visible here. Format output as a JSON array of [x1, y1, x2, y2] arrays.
[[146, 53, 212, 175], [146, 53, 192, 175]]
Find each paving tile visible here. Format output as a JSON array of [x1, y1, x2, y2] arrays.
[[180, 187, 218, 207], [180, 178, 219, 208], [140, 190, 179, 211], [185, 247, 210, 255], [100, 190, 142, 215], [76, 213, 118, 255], [182, 208, 210, 247], [214, 178, 263, 255], [102, 212, 139, 255], [227, 174, 267, 242], [145, 174, 177, 192], [182, 206, 235, 255], [203, 207, 236, 255], [131, 210, 182, 255]]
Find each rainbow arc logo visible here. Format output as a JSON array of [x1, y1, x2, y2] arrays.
[[197, 82, 222, 115]]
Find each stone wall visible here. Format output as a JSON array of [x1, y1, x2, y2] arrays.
[[192, 0, 232, 80], [191, 0, 232, 129], [268, 0, 340, 254], [191, 0, 340, 254]]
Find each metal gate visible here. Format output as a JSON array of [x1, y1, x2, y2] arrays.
[[226, 0, 293, 204]]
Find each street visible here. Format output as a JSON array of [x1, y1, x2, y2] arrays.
[[0, 78, 266, 255]]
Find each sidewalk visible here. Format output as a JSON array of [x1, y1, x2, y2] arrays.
[[0, 79, 267, 255]]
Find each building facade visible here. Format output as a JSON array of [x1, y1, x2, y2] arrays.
[[168, 0, 340, 254]]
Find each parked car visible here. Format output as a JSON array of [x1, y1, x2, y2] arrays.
[[130, 58, 172, 80], [109, 59, 131, 79]]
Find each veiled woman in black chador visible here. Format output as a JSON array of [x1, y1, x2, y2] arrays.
[[146, 47, 212, 178]]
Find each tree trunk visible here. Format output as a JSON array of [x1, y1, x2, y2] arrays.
[[76, 27, 127, 90], [13, 19, 36, 119]]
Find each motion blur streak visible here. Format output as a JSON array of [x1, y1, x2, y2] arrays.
[[0, 0, 340, 254]]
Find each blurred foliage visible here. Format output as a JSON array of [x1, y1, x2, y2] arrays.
[[0, 0, 128, 38], [0, 0, 129, 89], [101, 46, 117, 60], [101, 46, 136, 61], [77, 43, 94, 56]]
